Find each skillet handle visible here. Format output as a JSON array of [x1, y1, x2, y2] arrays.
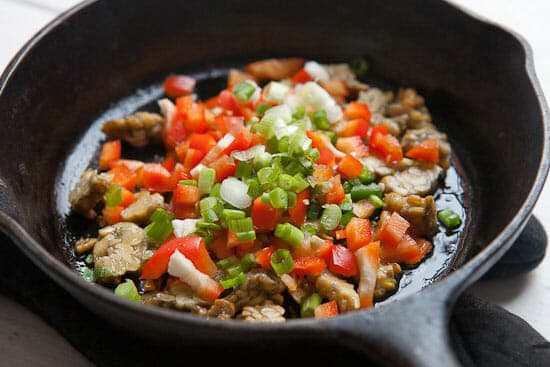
[[325, 280, 461, 366]]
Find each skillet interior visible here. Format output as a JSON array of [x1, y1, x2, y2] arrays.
[[0, 0, 546, 358]]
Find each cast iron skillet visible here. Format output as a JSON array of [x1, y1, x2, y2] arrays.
[[0, 0, 548, 365]]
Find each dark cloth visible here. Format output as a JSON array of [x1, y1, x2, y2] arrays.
[[0, 216, 547, 366]]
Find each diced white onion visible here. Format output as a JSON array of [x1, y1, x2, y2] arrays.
[[304, 61, 330, 82], [172, 219, 202, 238], [157, 98, 175, 125], [190, 163, 206, 178], [325, 104, 344, 123], [265, 81, 290, 104], [216, 133, 236, 150], [168, 250, 213, 289], [220, 177, 252, 209], [262, 104, 292, 124], [231, 144, 266, 161]]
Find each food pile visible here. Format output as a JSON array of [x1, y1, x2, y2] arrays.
[[69, 57, 461, 321]]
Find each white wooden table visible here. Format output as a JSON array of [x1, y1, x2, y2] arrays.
[[1, 0, 549, 364]]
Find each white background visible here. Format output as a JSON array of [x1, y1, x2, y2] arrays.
[[0, 0, 548, 364]]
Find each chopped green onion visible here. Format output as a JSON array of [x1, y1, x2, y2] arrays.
[[292, 105, 305, 120], [287, 191, 297, 209], [285, 159, 305, 176], [253, 152, 273, 170], [223, 209, 246, 221], [200, 197, 221, 222], [84, 253, 94, 265], [114, 279, 140, 302], [196, 222, 221, 231], [198, 168, 216, 195], [235, 161, 253, 178], [82, 268, 95, 282], [232, 81, 256, 102], [277, 136, 289, 153], [343, 180, 353, 194], [307, 202, 321, 219], [228, 217, 253, 233], [269, 188, 288, 209], [301, 223, 318, 235], [288, 132, 312, 156], [258, 167, 278, 186], [341, 211, 355, 226], [278, 174, 295, 191], [220, 272, 246, 289], [255, 103, 271, 116], [210, 182, 222, 199], [438, 209, 461, 229], [240, 253, 256, 272], [226, 265, 243, 278], [359, 167, 375, 184], [145, 208, 174, 243], [236, 230, 256, 242], [320, 204, 342, 231], [94, 266, 112, 280], [217, 256, 239, 270], [270, 248, 294, 276], [350, 57, 369, 77], [246, 178, 262, 199], [265, 81, 290, 104], [300, 293, 322, 317], [305, 148, 320, 163], [313, 110, 330, 129], [368, 194, 385, 209], [274, 223, 304, 247], [351, 183, 383, 201], [105, 184, 122, 207], [179, 179, 197, 186], [340, 194, 353, 212], [292, 174, 310, 193], [193, 229, 214, 244]]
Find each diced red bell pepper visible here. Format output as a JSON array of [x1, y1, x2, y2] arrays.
[[313, 164, 334, 181], [209, 232, 235, 259], [292, 256, 327, 276], [217, 90, 241, 115], [317, 148, 336, 166], [169, 199, 199, 219], [183, 148, 204, 172], [335, 229, 347, 240], [405, 139, 439, 163], [339, 118, 370, 140], [99, 140, 121, 171], [369, 129, 403, 162], [314, 300, 339, 318], [226, 231, 255, 249], [119, 187, 136, 208], [189, 133, 217, 155], [327, 244, 357, 277], [307, 130, 332, 151], [344, 101, 371, 121], [163, 74, 196, 98], [255, 245, 276, 270], [173, 183, 200, 206], [209, 155, 236, 182], [101, 205, 124, 225], [291, 68, 313, 84], [325, 175, 346, 204], [288, 189, 310, 226], [164, 118, 187, 150], [170, 163, 192, 189], [161, 154, 177, 172], [345, 218, 372, 251], [141, 236, 216, 279], [378, 212, 410, 248], [109, 164, 138, 191], [176, 96, 208, 133], [224, 129, 252, 154], [142, 163, 173, 193], [337, 154, 363, 179], [215, 115, 245, 135], [380, 234, 425, 265], [251, 197, 281, 232], [336, 136, 369, 157]]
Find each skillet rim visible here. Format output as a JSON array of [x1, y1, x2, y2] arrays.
[[0, 0, 548, 332]]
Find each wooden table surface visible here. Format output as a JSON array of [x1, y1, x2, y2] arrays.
[[1, 0, 549, 365]]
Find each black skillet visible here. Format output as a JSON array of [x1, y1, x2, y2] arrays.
[[0, 0, 548, 365]]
